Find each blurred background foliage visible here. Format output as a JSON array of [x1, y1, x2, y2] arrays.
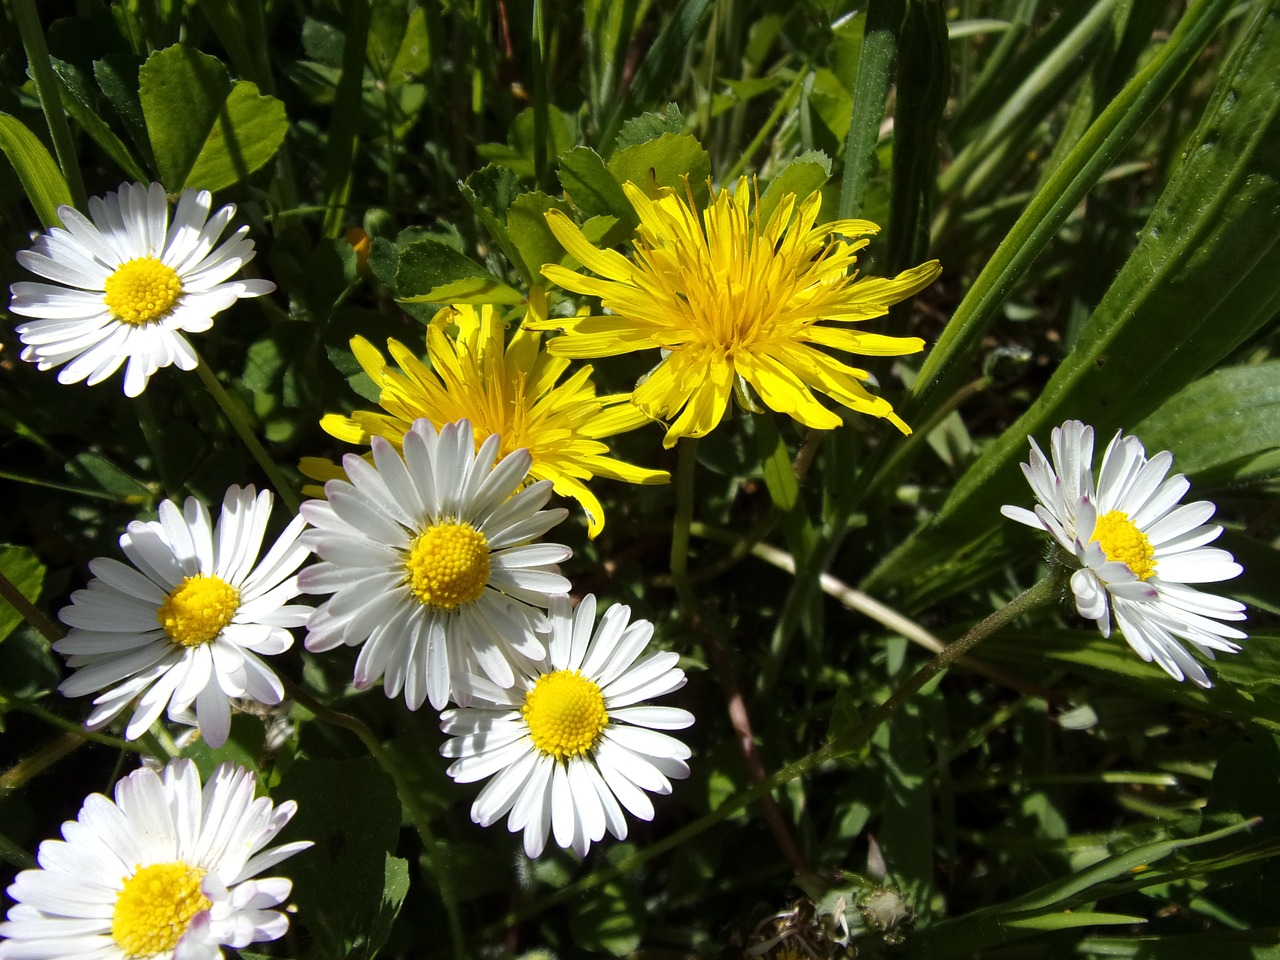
[[1, 0, 1279, 957]]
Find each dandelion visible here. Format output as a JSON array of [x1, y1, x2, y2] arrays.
[[441, 594, 693, 858], [55, 485, 310, 748], [300, 418, 572, 710], [531, 177, 942, 446], [0, 759, 311, 960], [1002, 419, 1247, 687], [8, 182, 275, 397], [302, 292, 668, 538]]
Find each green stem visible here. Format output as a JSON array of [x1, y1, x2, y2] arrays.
[[193, 352, 300, 514], [669, 438, 699, 620], [0, 828, 35, 870], [0, 569, 59, 644], [10, 0, 87, 210], [0, 695, 140, 752], [0, 732, 87, 797], [484, 568, 1066, 932], [286, 681, 467, 960]]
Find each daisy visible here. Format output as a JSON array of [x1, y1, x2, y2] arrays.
[[1002, 419, 1247, 687], [440, 593, 693, 858], [0, 759, 311, 960], [299, 418, 572, 711], [8, 182, 275, 397], [530, 176, 942, 446], [300, 292, 668, 538], [55, 485, 310, 748]]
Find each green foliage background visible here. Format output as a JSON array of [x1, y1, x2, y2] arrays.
[[0, 0, 1279, 958]]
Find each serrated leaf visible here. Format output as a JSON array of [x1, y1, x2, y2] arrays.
[[506, 192, 569, 281], [557, 145, 636, 223], [0, 545, 46, 645], [0, 114, 72, 228], [395, 239, 522, 305], [139, 45, 287, 191], [759, 150, 832, 225], [614, 103, 684, 150], [607, 132, 711, 204]]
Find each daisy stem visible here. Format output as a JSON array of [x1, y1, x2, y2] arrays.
[[0, 569, 60, 644], [0, 695, 140, 753], [10, 0, 87, 213], [487, 568, 1067, 931], [193, 353, 301, 514], [284, 680, 467, 960], [669, 438, 699, 620], [0, 732, 88, 799]]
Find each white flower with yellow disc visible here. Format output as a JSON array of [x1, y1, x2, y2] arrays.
[[55, 485, 310, 747], [8, 182, 274, 397], [1002, 419, 1247, 687], [440, 593, 693, 858], [0, 759, 310, 960], [299, 418, 572, 711]]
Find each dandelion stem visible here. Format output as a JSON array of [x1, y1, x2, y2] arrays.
[[193, 352, 301, 514], [284, 681, 467, 960], [669, 438, 699, 620], [487, 568, 1066, 930]]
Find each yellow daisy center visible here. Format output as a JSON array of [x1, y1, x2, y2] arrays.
[[111, 862, 212, 959], [1091, 510, 1157, 580], [405, 522, 491, 609], [104, 257, 183, 326], [157, 575, 240, 647], [523, 669, 609, 761]]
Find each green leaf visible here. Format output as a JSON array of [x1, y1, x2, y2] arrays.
[[1135, 361, 1280, 487], [759, 150, 831, 225], [139, 45, 287, 191], [557, 145, 636, 223], [607, 132, 711, 204], [1000, 911, 1146, 930], [506, 192, 569, 279], [614, 103, 684, 150], [459, 164, 529, 281], [50, 58, 147, 182], [0, 545, 46, 645], [395, 239, 523, 306], [275, 757, 404, 960], [94, 56, 152, 165], [568, 879, 644, 956], [0, 114, 73, 228]]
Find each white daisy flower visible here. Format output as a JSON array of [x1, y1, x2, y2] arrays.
[[299, 418, 572, 711], [440, 593, 693, 859], [0, 759, 311, 960], [8, 182, 275, 397], [1002, 419, 1247, 687], [55, 485, 311, 747]]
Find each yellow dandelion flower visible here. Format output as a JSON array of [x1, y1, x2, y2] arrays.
[[531, 176, 942, 447], [301, 290, 668, 538]]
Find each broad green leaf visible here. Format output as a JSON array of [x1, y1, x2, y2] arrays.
[[1135, 361, 1280, 487], [557, 146, 636, 224], [0, 545, 46, 645], [865, 0, 1279, 598], [607, 132, 711, 204], [505, 192, 569, 281], [275, 757, 403, 960], [759, 151, 831, 225], [0, 114, 72, 228], [139, 45, 287, 191], [180, 82, 287, 191], [395, 239, 523, 306]]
